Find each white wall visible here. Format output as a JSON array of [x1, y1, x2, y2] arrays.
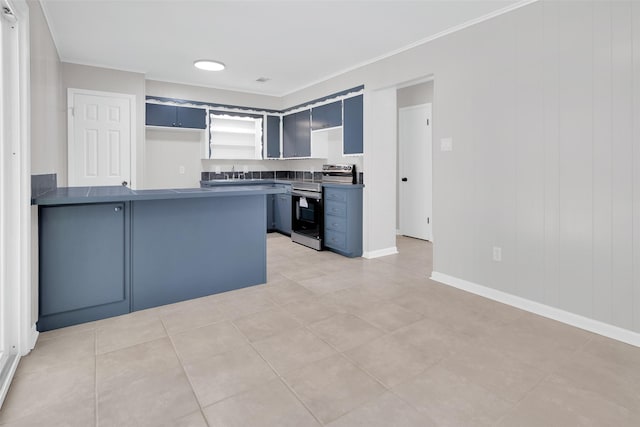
[[282, 0, 640, 335], [61, 63, 146, 188], [144, 129, 204, 189], [146, 79, 283, 111], [28, 0, 63, 181], [397, 81, 433, 108]]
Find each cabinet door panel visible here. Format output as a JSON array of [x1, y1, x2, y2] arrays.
[[282, 114, 296, 158], [274, 193, 292, 234], [312, 101, 342, 130], [266, 115, 281, 158], [177, 106, 207, 129], [343, 95, 363, 154], [296, 110, 311, 157], [267, 194, 275, 230], [146, 104, 177, 127], [39, 203, 127, 316]]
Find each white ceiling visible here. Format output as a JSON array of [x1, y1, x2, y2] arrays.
[[40, 0, 525, 97]]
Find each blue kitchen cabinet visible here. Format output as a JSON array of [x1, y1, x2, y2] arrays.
[[283, 110, 311, 158], [131, 196, 266, 311], [323, 185, 363, 257], [267, 194, 275, 231], [266, 115, 281, 158], [146, 103, 206, 129], [273, 186, 292, 235], [312, 101, 342, 130], [38, 202, 130, 331], [343, 95, 363, 154]]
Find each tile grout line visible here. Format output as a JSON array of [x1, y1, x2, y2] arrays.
[[227, 321, 326, 426], [160, 317, 212, 427]]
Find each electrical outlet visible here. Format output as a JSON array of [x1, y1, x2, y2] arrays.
[[492, 246, 502, 262], [179, 165, 185, 175], [441, 137, 453, 152]]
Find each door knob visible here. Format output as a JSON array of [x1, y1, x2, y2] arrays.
[[122, 181, 128, 186], [401, 177, 408, 182]]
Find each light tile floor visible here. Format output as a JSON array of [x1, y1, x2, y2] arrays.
[[1, 234, 639, 426]]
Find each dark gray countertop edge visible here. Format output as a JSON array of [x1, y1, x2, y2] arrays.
[[200, 179, 364, 189], [33, 185, 286, 206]]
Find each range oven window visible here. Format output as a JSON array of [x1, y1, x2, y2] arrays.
[[293, 196, 322, 236]]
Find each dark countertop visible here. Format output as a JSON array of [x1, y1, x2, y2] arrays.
[[200, 179, 365, 189], [33, 184, 287, 206]]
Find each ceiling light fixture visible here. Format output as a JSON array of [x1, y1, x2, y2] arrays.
[[193, 60, 225, 71]]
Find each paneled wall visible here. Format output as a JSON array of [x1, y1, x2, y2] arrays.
[[432, 0, 640, 333], [284, 0, 640, 335]]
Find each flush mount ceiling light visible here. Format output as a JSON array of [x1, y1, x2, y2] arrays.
[[193, 60, 225, 71]]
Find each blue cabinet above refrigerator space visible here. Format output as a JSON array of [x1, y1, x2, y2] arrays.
[[311, 100, 342, 130]]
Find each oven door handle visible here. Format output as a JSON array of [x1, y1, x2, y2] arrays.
[[292, 190, 322, 200]]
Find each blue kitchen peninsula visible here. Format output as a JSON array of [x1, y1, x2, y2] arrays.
[[33, 184, 285, 331]]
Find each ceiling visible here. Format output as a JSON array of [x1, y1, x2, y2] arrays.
[[40, 0, 525, 97]]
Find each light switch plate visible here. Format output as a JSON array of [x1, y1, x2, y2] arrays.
[[441, 137, 453, 152]]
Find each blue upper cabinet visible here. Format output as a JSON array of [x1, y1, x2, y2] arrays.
[[177, 106, 207, 129], [311, 101, 342, 130], [343, 95, 363, 155], [146, 103, 206, 129], [266, 115, 281, 158], [283, 110, 311, 158], [282, 113, 296, 158]]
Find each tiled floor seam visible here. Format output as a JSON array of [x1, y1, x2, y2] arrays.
[[161, 318, 212, 427], [228, 321, 325, 426]]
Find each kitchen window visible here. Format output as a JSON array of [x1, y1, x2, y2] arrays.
[[208, 112, 263, 160]]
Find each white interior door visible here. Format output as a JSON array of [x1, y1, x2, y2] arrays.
[[68, 89, 134, 187], [399, 103, 432, 241]]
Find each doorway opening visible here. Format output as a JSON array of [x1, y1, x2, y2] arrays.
[[396, 79, 433, 242]]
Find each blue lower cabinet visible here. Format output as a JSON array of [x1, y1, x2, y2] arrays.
[[274, 190, 292, 235], [323, 186, 363, 257], [131, 197, 266, 311], [267, 194, 275, 231], [37, 193, 270, 330], [38, 203, 130, 331]]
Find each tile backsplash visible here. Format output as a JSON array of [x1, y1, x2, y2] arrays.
[[31, 173, 57, 199], [201, 170, 364, 184]]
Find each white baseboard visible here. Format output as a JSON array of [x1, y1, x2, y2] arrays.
[[363, 246, 399, 259], [0, 354, 19, 409], [430, 271, 640, 348], [396, 229, 402, 235], [26, 324, 39, 354]]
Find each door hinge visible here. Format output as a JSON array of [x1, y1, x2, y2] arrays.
[[427, 119, 430, 126], [427, 217, 430, 224], [70, 107, 75, 117]]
